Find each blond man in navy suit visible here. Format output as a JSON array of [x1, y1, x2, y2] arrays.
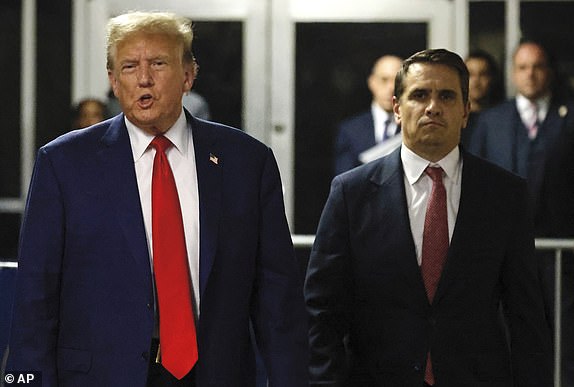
[[7, 11, 307, 387]]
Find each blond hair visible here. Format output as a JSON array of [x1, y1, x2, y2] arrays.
[[106, 11, 197, 75]]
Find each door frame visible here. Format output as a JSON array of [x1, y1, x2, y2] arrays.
[[270, 0, 456, 226]]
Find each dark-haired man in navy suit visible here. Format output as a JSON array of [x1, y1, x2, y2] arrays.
[[334, 55, 403, 175], [306, 48, 551, 386], [7, 11, 307, 387]]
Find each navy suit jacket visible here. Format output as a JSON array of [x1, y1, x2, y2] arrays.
[[8, 112, 308, 386], [467, 98, 574, 231], [305, 148, 551, 386], [334, 111, 376, 176]]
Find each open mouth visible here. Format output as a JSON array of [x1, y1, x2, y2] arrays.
[[138, 94, 154, 108]]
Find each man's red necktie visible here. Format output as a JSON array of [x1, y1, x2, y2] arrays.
[[421, 166, 448, 386], [151, 135, 198, 379]]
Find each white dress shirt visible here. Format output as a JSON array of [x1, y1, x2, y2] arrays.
[[401, 145, 462, 265], [372, 102, 398, 143], [516, 93, 550, 128], [126, 110, 201, 316]]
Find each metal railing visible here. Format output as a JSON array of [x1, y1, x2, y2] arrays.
[[534, 238, 574, 387], [1, 237, 573, 386]]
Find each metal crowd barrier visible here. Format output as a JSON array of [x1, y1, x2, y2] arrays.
[[1, 237, 573, 386], [534, 238, 574, 387]]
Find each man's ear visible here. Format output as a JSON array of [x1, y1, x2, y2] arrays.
[[183, 63, 195, 93], [461, 100, 471, 128], [108, 70, 118, 97], [392, 96, 401, 125]]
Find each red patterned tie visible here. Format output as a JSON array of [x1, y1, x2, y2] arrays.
[[151, 135, 198, 379], [421, 166, 448, 385]]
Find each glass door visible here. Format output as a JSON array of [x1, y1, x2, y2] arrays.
[[269, 0, 455, 232]]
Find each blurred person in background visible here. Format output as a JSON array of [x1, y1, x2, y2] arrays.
[[72, 97, 108, 129], [334, 55, 403, 175], [460, 49, 504, 145]]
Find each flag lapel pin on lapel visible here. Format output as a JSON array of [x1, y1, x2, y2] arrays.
[[209, 153, 219, 165]]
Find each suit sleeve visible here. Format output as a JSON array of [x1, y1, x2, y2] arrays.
[[250, 148, 308, 387], [334, 124, 357, 176], [466, 113, 487, 157], [7, 148, 64, 386], [304, 176, 352, 386], [502, 179, 553, 386]]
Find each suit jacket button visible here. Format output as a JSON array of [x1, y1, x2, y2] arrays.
[[147, 302, 152, 310], [413, 364, 422, 372], [142, 352, 149, 361]]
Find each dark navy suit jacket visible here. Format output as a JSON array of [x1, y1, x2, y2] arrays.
[[467, 98, 574, 231], [334, 111, 376, 176], [306, 148, 551, 386], [7, 112, 308, 386]]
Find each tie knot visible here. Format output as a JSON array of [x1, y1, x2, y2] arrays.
[[151, 135, 173, 153], [530, 101, 539, 119], [425, 166, 443, 182]]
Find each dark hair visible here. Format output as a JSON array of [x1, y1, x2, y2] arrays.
[[394, 48, 469, 104], [72, 98, 107, 119], [71, 98, 108, 129], [466, 49, 505, 106]]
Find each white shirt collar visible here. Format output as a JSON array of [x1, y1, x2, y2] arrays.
[[125, 110, 189, 162], [516, 93, 551, 122], [371, 101, 393, 123], [401, 144, 461, 186]]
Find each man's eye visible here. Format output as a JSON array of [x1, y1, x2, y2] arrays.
[[121, 64, 136, 72], [411, 91, 426, 100]]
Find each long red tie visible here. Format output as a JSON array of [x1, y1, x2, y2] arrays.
[[421, 166, 448, 386], [151, 135, 198, 379]]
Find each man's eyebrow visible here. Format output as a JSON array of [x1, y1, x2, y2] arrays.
[[150, 54, 170, 61], [118, 56, 138, 63], [408, 87, 429, 95]]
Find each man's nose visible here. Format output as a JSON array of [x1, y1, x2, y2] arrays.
[[137, 65, 153, 87], [425, 97, 442, 116]]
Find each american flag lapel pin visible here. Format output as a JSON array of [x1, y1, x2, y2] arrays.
[[209, 153, 219, 165]]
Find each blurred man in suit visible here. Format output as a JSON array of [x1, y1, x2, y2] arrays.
[[468, 39, 574, 385], [334, 55, 403, 175], [7, 11, 307, 387], [306, 48, 551, 386]]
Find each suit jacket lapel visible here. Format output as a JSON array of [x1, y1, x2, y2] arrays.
[[370, 149, 428, 302], [189, 114, 222, 297], [98, 115, 152, 289], [433, 151, 482, 304]]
